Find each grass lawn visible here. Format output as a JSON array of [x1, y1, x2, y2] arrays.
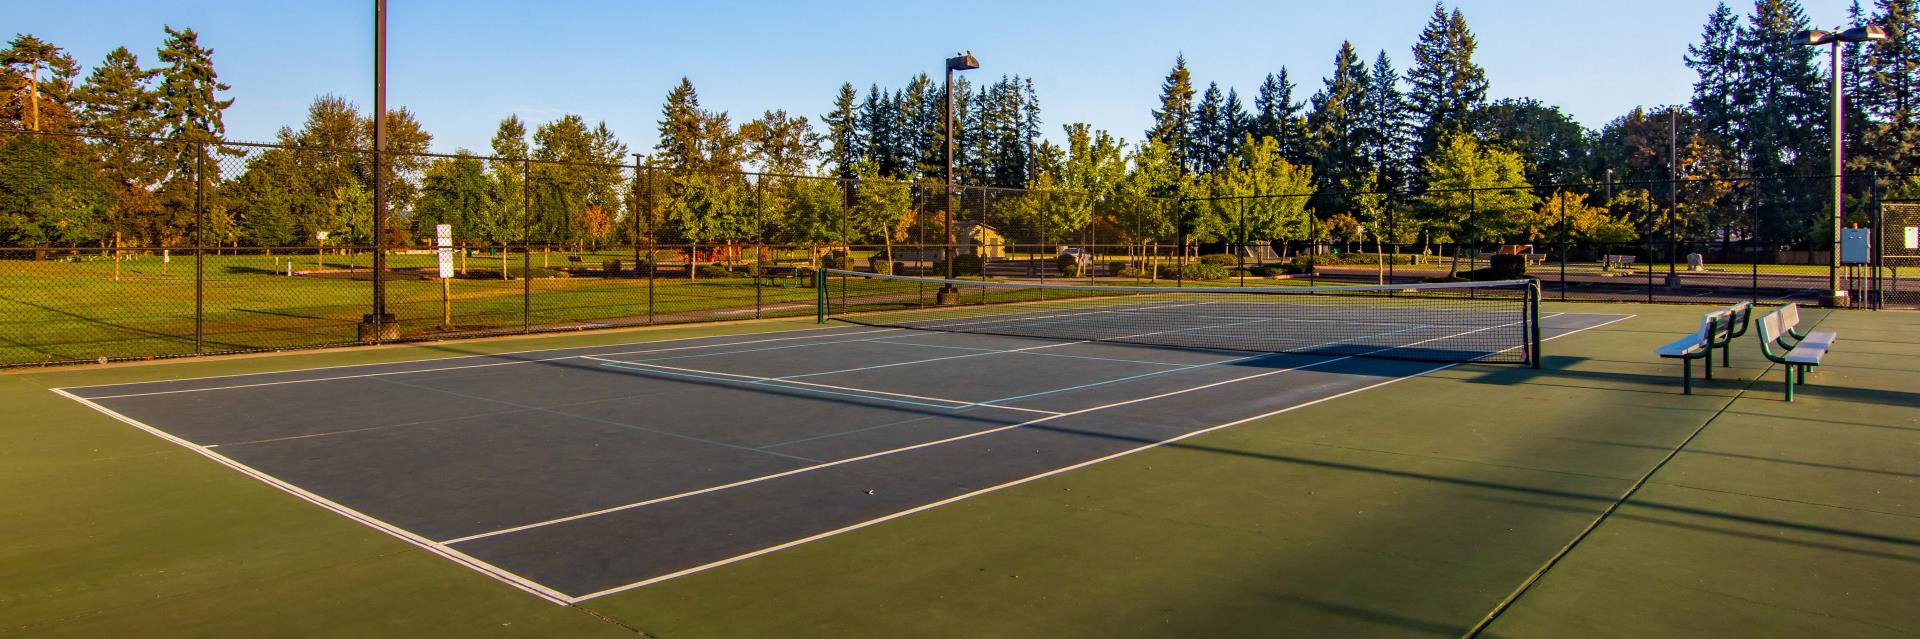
[[0, 251, 819, 366]]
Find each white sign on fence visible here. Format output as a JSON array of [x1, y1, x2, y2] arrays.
[[436, 224, 454, 279], [1907, 226, 1919, 250]]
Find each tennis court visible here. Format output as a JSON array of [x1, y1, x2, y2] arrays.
[[54, 285, 1628, 603]]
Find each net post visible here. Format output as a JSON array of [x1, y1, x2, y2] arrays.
[[815, 267, 827, 324], [1528, 279, 1542, 369]]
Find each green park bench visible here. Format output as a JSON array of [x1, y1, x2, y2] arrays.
[[1756, 303, 1837, 402], [1655, 309, 1731, 395]]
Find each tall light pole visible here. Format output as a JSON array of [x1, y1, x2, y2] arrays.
[[367, 0, 391, 339], [941, 52, 979, 302], [1795, 25, 1886, 308]]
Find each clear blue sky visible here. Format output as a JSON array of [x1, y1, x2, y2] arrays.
[[17, 0, 1854, 157]]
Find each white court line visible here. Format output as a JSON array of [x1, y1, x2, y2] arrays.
[[58, 324, 866, 392], [567, 313, 1641, 601], [441, 311, 1547, 547], [866, 340, 1199, 367], [580, 357, 1064, 417], [77, 328, 901, 400], [49, 388, 576, 605]]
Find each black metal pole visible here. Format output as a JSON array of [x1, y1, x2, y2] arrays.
[[194, 144, 205, 354], [1829, 41, 1844, 306], [641, 151, 648, 278], [522, 158, 532, 332], [1529, 279, 1543, 369], [1752, 188, 1760, 304], [371, 0, 388, 337], [1175, 198, 1186, 288], [1871, 170, 1882, 310], [1387, 191, 1397, 284], [1560, 190, 1569, 300], [1668, 108, 1678, 286], [645, 165, 655, 324], [943, 66, 956, 285]]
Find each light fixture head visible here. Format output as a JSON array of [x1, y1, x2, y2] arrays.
[[1838, 25, 1889, 42], [1793, 29, 1836, 45], [946, 52, 980, 71]]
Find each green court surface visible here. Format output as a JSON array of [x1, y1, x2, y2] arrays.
[[3, 304, 1915, 637]]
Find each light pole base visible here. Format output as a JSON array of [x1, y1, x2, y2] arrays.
[[358, 313, 400, 343], [1820, 291, 1851, 309], [936, 285, 961, 306]]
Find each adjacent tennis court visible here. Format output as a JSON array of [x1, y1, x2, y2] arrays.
[[56, 289, 1628, 603]]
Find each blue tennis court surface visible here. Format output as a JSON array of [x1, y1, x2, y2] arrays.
[[58, 313, 1626, 602]]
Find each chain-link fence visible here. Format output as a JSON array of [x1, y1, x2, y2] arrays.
[[2, 127, 1913, 367]]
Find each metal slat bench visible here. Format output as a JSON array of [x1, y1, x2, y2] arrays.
[[1756, 303, 1837, 402], [1710, 301, 1753, 367], [1656, 309, 1731, 394]]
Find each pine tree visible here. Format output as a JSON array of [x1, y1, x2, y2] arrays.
[[948, 75, 976, 183], [0, 34, 80, 132], [1362, 51, 1412, 192], [76, 46, 164, 243], [153, 26, 236, 244], [1686, 3, 1745, 175], [1191, 82, 1226, 174], [1308, 42, 1374, 208], [1020, 77, 1044, 183], [656, 78, 704, 170], [1220, 88, 1250, 161], [1146, 55, 1196, 174], [1732, 0, 1828, 241], [822, 83, 864, 178], [1252, 69, 1309, 163], [1406, 4, 1489, 177], [859, 85, 901, 177], [1845, 0, 1871, 151], [1860, 0, 1920, 177], [902, 73, 942, 179], [154, 26, 235, 179]]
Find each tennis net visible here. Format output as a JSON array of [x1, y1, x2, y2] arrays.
[[815, 269, 1541, 366]]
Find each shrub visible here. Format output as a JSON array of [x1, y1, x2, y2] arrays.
[[820, 251, 848, 270], [870, 254, 893, 275], [939, 254, 984, 276], [1198, 253, 1239, 267], [458, 266, 570, 280], [602, 259, 622, 274], [1487, 254, 1527, 278], [1057, 253, 1082, 277], [696, 264, 736, 278], [1155, 262, 1231, 280]]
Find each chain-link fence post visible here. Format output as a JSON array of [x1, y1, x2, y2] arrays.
[[522, 157, 532, 332], [194, 143, 206, 354]]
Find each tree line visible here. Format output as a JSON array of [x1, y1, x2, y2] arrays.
[[4, 0, 1920, 253]]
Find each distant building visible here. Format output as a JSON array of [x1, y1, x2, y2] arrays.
[[958, 222, 1006, 259]]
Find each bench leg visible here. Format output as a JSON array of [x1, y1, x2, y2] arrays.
[[1703, 345, 1713, 381], [1723, 341, 1731, 367], [1797, 365, 1807, 385], [1784, 366, 1795, 402], [1682, 358, 1692, 395]]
